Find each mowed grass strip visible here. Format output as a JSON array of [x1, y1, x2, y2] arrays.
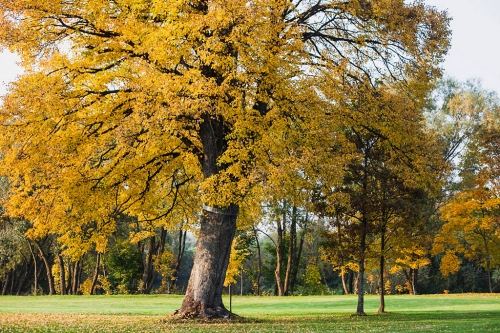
[[0, 294, 499, 332]]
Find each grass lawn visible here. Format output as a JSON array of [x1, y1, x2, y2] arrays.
[[0, 294, 499, 332]]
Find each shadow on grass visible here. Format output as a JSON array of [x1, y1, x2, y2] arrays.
[[246, 310, 500, 326]]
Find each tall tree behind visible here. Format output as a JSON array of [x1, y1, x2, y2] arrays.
[[319, 83, 445, 315]]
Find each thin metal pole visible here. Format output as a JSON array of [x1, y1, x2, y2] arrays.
[[229, 284, 232, 319]]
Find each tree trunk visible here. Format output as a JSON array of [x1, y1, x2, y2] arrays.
[[486, 263, 492, 293], [402, 268, 418, 295], [348, 268, 354, 294], [412, 268, 418, 295], [174, 106, 237, 318], [353, 272, 358, 295], [253, 226, 261, 296], [289, 229, 305, 295], [240, 269, 243, 296], [72, 259, 81, 295], [58, 254, 66, 295], [9, 270, 16, 294], [1, 271, 10, 295], [148, 227, 168, 293], [174, 206, 237, 318], [33, 239, 55, 295], [27, 241, 38, 295], [66, 261, 73, 294], [275, 214, 284, 296], [482, 233, 493, 293], [170, 227, 187, 292], [284, 206, 296, 295], [356, 152, 369, 315], [378, 232, 385, 313], [341, 268, 349, 295], [90, 252, 101, 295], [378, 255, 385, 313], [16, 260, 30, 295], [356, 218, 367, 316], [140, 236, 155, 294], [335, 212, 349, 295]]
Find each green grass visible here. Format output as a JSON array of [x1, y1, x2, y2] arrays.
[[0, 294, 499, 332]]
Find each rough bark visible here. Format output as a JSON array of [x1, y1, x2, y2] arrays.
[[174, 206, 237, 318]]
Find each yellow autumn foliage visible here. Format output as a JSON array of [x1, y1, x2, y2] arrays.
[[434, 187, 500, 275], [0, 0, 450, 274], [439, 251, 461, 277], [224, 236, 249, 287]]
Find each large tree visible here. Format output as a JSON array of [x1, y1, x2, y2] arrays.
[[0, 0, 449, 318]]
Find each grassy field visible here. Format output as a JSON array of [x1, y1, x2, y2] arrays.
[[0, 294, 499, 332]]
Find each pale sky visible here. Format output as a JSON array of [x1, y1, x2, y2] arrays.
[[1, 1, 500, 95], [425, 0, 500, 94]]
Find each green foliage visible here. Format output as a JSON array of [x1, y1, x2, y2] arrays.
[[103, 240, 143, 294], [493, 269, 500, 285], [301, 260, 328, 296], [0, 219, 29, 276]]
